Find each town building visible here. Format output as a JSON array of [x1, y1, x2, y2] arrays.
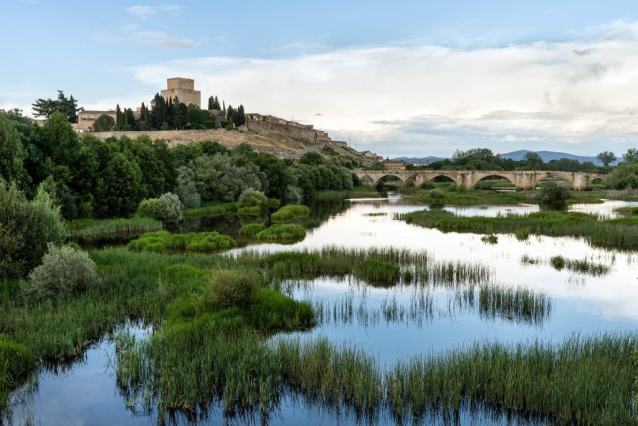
[[74, 110, 117, 132], [161, 78, 201, 108], [383, 160, 406, 171]]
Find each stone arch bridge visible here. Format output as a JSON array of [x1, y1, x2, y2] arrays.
[[353, 170, 606, 191]]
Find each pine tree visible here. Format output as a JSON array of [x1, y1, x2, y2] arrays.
[[115, 104, 122, 130]]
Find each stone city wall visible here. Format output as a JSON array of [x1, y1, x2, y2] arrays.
[[245, 120, 331, 142]]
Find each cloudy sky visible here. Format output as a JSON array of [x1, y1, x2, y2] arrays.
[[3, 1, 638, 157]]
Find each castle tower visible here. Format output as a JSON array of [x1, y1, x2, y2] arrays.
[[161, 77, 201, 108]]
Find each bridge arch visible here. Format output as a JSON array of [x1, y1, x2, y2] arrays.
[[421, 173, 460, 186], [533, 173, 574, 190], [473, 174, 517, 190], [371, 173, 406, 187]]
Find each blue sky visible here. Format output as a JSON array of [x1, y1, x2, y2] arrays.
[[3, 0, 638, 157]]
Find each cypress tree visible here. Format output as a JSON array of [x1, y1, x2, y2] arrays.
[[237, 104, 246, 126], [214, 96, 220, 110], [208, 96, 214, 110], [115, 104, 122, 130]]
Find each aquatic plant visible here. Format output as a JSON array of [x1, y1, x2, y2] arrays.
[[184, 202, 238, 218], [127, 231, 235, 253], [354, 259, 400, 283], [515, 229, 530, 240], [239, 223, 265, 237], [255, 224, 306, 240], [271, 205, 311, 222], [481, 235, 498, 244], [0, 335, 33, 408], [66, 217, 162, 239], [238, 205, 262, 215], [363, 212, 387, 217], [397, 209, 638, 248], [201, 270, 262, 307], [550, 256, 610, 276]]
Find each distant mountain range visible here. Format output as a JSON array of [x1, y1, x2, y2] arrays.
[[393, 150, 620, 166]]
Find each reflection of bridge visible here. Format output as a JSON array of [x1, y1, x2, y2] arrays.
[[353, 170, 606, 191]]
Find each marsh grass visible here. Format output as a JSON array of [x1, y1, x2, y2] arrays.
[[270, 205, 311, 222], [521, 254, 611, 276], [412, 189, 527, 206], [0, 335, 33, 408], [127, 231, 235, 253], [467, 286, 551, 325], [239, 223, 265, 237], [362, 212, 387, 217], [354, 259, 400, 283], [481, 235, 498, 244], [238, 206, 262, 216], [566, 198, 604, 204], [313, 186, 379, 199], [66, 218, 162, 239], [396, 209, 638, 248], [185, 203, 238, 218], [255, 224, 306, 240]]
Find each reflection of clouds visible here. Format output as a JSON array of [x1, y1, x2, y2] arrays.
[[283, 200, 638, 325]]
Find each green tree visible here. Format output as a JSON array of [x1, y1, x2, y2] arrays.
[[32, 91, 82, 123], [623, 148, 638, 164], [253, 152, 293, 198], [299, 152, 325, 166], [96, 152, 143, 218], [92, 114, 115, 132], [0, 111, 30, 189], [115, 104, 122, 130], [522, 152, 544, 170], [535, 181, 570, 204], [596, 151, 616, 167]]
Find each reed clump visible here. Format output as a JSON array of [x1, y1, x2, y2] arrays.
[[481, 235, 498, 244], [550, 256, 610, 276], [515, 229, 530, 240], [238, 206, 262, 216], [66, 217, 162, 239], [363, 212, 387, 217], [271, 205, 311, 222], [184, 202, 238, 218], [354, 259, 400, 283], [397, 209, 638, 248], [0, 335, 34, 407], [239, 223, 265, 237], [255, 224, 306, 240], [127, 231, 235, 253]]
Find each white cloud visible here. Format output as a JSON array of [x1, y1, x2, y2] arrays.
[[128, 20, 638, 156], [126, 5, 183, 19]]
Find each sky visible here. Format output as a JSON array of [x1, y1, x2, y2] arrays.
[[3, 1, 638, 158]]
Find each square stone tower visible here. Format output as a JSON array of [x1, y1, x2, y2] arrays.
[[161, 77, 201, 108]]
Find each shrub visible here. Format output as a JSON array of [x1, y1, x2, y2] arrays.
[[174, 166, 201, 210], [203, 121, 217, 129], [22, 243, 97, 300], [405, 180, 415, 188], [137, 198, 163, 220], [535, 181, 570, 204], [220, 120, 233, 128], [225, 123, 234, 131], [238, 189, 268, 214], [205, 269, 261, 306], [428, 189, 445, 199], [158, 192, 183, 225], [419, 180, 435, 190], [283, 185, 303, 201], [127, 231, 235, 253], [268, 198, 281, 209], [239, 223, 265, 237], [0, 181, 66, 279]]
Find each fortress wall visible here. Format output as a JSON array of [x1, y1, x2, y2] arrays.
[[246, 120, 331, 142]]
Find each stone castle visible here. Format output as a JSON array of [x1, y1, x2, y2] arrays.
[[161, 78, 201, 108]]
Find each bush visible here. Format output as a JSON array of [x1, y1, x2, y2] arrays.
[[174, 166, 201, 210], [428, 189, 445, 199], [137, 198, 163, 220], [220, 120, 232, 128], [238, 189, 268, 214], [268, 198, 281, 209], [203, 121, 217, 129], [225, 123, 234, 131], [0, 181, 66, 279], [515, 229, 530, 240], [283, 185, 303, 201], [205, 269, 261, 306], [158, 192, 183, 225], [536, 181, 570, 204], [419, 180, 435, 190], [239, 223, 265, 237], [22, 243, 97, 300], [194, 124, 206, 130], [271, 204, 311, 222]]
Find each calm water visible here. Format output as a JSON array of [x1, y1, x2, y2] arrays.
[[5, 196, 638, 425]]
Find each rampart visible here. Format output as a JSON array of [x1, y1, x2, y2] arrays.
[[245, 120, 331, 142]]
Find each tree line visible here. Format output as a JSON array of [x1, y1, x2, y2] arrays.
[[0, 109, 356, 221]]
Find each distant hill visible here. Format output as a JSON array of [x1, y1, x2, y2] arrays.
[[393, 150, 619, 166]]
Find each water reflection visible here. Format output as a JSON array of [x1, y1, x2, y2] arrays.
[[7, 197, 638, 425]]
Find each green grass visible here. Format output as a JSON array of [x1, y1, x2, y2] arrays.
[[270, 205, 311, 222], [66, 218, 162, 239], [396, 209, 638, 248], [255, 224, 306, 240], [238, 205, 262, 216], [239, 223, 265, 237], [566, 198, 604, 204], [184, 202, 238, 218], [313, 186, 380, 199], [0, 334, 34, 407], [354, 259, 400, 283], [412, 189, 527, 206], [481, 234, 498, 244], [127, 231, 235, 253]]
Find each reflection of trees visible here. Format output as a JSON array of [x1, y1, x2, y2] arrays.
[[290, 199, 352, 230]]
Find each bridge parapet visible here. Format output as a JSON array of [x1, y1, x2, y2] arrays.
[[352, 169, 605, 191]]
